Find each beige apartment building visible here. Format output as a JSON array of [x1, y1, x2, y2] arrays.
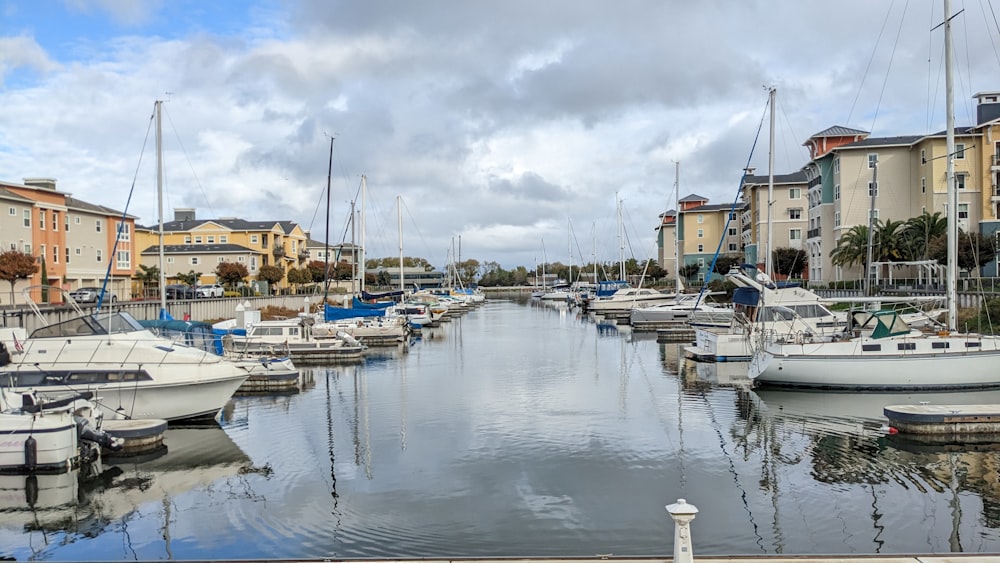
[[739, 171, 809, 275], [674, 194, 744, 283]]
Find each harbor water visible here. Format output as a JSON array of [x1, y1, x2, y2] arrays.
[[3, 297, 1000, 560]]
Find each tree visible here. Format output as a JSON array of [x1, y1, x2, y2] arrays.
[[711, 254, 743, 276], [830, 224, 870, 269], [216, 262, 249, 289], [39, 256, 48, 302], [679, 263, 701, 280], [176, 270, 202, 286], [900, 211, 946, 260], [305, 260, 327, 283], [928, 231, 998, 273], [257, 265, 285, 291], [136, 264, 161, 298], [287, 268, 311, 289], [455, 259, 480, 283], [772, 248, 807, 278], [0, 250, 38, 304]]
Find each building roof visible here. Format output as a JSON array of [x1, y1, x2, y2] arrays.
[[64, 196, 135, 219], [140, 244, 258, 255], [837, 135, 924, 149], [0, 186, 35, 204], [743, 171, 808, 185], [306, 239, 360, 249], [136, 218, 302, 233], [678, 193, 710, 203], [682, 202, 746, 213], [808, 125, 869, 138]]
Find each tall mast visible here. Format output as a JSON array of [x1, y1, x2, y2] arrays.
[[617, 194, 625, 280], [945, 0, 958, 330], [360, 175, 367, 294], [674, 161, 682, 293], [864, 159, 878, 296], [765, 87, 775, 278], [323, 136, 333, 304], [397, 195, 404, 293], [155, 100, 167, 315]]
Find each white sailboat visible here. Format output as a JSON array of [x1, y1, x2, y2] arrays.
[[748, 3, 1000, 390]]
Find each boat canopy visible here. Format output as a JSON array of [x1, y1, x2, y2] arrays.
[[353, 297, 394, 309], [361, 289, 403, 300], [732, 287, 760, 307], [138, 319, 224, 355], [595, 280, 629, 298], [324, 304, 386, 321]]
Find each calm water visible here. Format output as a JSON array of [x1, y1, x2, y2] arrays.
[[3, 297, 1000, 560]]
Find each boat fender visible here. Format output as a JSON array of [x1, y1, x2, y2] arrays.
[[0, 341, 9, 366], [24, 475, 38, 507], [24, 435, 37, 471]]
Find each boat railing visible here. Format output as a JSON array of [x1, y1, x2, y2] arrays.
[[19, 331, 225, 368]]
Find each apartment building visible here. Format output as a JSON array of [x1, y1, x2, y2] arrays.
[[676, 194, 744, 283], [739, 171, 809, 273], [656, 209, 678, 278], [0, 178, 136, 304], [135, 209, 309, 287]]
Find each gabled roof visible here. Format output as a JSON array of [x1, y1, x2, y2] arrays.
[[809, 126, 869, 138], [139, 217, 300, 233], [678, 193, 709, 203], [682, 202, 747, 213], [64, 196, 136, 219], [306, 239, 360, 249], [139, 244, 258, 255]]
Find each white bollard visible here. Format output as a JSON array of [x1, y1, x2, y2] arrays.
[[665, 498, 698, 563]]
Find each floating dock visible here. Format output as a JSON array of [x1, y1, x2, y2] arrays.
[[884, 403, 1000, 436]]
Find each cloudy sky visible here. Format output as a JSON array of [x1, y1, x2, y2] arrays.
[[2, 1, 999, 270]]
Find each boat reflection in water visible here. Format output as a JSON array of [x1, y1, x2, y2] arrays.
[[0, 423, 259, 561]]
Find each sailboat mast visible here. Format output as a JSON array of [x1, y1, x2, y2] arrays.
[[945, 0, 958, 330], [323, 137, 333, 304], [617, 195, 625, 281], [397, 195, 404, 293], [155, 100, 167, 315], [674, 161, 682, 293], [766, 87, 775, 278], [865, 159, 878, 296], [360, 175, 367, 295]]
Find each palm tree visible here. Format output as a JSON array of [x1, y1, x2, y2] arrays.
[[830, 224, 870, 269], [900, 211, 947, 260]]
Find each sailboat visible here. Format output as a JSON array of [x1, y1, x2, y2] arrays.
[[747, 3, 1000, 390]]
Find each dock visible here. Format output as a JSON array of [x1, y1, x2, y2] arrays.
[[884, 403, 1000, 435]]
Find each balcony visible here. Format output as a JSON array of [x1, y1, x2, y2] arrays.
[[993, 154, 1000, 170], [807, 227, 821, 239]]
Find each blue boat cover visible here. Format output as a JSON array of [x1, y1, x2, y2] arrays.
[[324, 304, 386, 321], [732, 287, 761, 307]]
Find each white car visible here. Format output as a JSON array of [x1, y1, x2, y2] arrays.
[[195, 284, 224, 298]]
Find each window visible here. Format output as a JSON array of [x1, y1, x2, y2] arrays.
[[115, 222, 131, 241], [52, 245, 58, 263], [7, 207, 14, 216], [218, 256, 225, 262], [95, 220, 102, 232], [207, 236, 215, 243], [959, 203, 969, 219], [167, 257, 175, 264], [869, 209, 880, 221], [184, 236, 191, 244], [956, 174, 967, 190], [788, 188, 801, 199], [75, 248, 81, 255], [65, 214, 70, 232], [117, 250, 130, 269], [40, 244, 45, 259], [789, 209, 802, 220], [868, 153, 878, 168], [23, 243, 30, 253], [697, 215, 704, 224], [190, 257, 200, 265], [39, 210, 45, 230], [834, 158, 840, 174], [697, 244, 704, 252], [697, 229, 704, 238], [251, 235, 259, 244], [194, 236, 203, 244], [921, 149, 926, 164], [728, 228, 737, 236], [728, 243, 738, 252], [697, 258, 705, 267], [51, 211, 57, 231], [789, 229, 802, 240], [921, 177, 926, 193], [96, 249, 102, 262], [220, 235, 228, 243], [835, 212, 841, 227], [23, 209, 29, 227], [835, 184, 840, 200], [868, 181, 878, 197], [955, 143, 965, 159], [238, 256, 246, 262]]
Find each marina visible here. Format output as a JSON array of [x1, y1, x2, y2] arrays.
[[2, 297, 1000, 560]]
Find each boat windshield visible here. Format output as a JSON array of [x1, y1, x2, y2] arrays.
[[29, 311, 146, 339]]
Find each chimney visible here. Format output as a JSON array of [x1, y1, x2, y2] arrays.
[[174, 208, 196, 222], [975, 92, 1000, 126], [23, 178, 57, 191]]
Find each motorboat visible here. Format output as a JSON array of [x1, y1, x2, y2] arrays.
[[0, 302, 249, 422], [221, 317, 366, 364]]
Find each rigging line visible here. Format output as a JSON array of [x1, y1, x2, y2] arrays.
[[866, 0, 910, 136], [97, 107, 156, 312], [695, 92, 769, 309], [984, 0, 1000, 67], [162, 104, 217, 219], [846, 0, 898, 126], [926, 0, 937, 133]]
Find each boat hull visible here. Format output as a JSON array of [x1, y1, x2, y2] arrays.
[[0, 412, 78, 473]]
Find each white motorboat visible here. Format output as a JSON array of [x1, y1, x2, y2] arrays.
[[222, 317, 366, 364], [0, 308, 250, 422], [629, 293, 731, 326], [586, 287, 676, 314]]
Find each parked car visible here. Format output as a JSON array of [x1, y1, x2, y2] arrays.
[[69, 286, 117, 303], [195, 284, 224, 298], [164, 284, 196, 300]]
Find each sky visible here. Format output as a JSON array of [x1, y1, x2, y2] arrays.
[[2, 0, 1000, 271]]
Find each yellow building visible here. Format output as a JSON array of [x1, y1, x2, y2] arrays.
[[135, 208, 309, 287]]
